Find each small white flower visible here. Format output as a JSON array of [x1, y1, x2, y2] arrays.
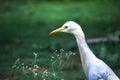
[[57, 55, 60, 57], [16, 66, 19, 69], [52, 56, 54, 59], [72, 53, 76, 55], [34, 65, 39, 69], [54, 50, 58, 54], [53, 73, 56, 76], [32, 69, 37, 72], [21, 63, 24, 66], [55, 50, 57, 52], [60, 49, 64, 53], [43, 69, 48, 74], [26, 66, 28, 68], [33, 72, 38, 77], [28, 68, 32, 71], [69, 51, 72, 55]]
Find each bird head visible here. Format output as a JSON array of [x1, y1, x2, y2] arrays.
[[50, 21, 85, 39]]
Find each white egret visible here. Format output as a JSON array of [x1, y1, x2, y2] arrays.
[[50, 21, 119, 80]]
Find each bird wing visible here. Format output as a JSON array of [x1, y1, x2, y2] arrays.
[[88, 68, 111, 80], [88, 59, 119, 80]]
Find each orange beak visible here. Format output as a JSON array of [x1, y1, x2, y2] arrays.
[[50, 27, 64, 35]]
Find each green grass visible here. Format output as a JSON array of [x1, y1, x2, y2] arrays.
[[0, 1, 120, 80]]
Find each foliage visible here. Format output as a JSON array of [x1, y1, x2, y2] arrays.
[[12, 49, 76, 80]]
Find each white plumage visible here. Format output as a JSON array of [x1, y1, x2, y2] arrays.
[[50, 21, 119, 80]]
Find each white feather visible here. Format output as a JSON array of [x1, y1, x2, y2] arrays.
[[61, 21, 119, 80]]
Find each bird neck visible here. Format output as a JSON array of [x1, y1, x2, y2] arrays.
[[74, 34, 97, 76]]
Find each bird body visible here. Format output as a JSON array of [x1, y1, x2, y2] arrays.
[[75, 33, 119, 80], [50, 21, 119, 80]]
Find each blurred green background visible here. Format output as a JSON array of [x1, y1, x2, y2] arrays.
[[0, 0, 120, 80]]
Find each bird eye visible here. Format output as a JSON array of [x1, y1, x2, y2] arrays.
[[64, 26, 68, 29]]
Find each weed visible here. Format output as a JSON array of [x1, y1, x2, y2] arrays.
[[12, 53, 39, 77], [12, 49, 75, 80], [41, 49, 75, 80]]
